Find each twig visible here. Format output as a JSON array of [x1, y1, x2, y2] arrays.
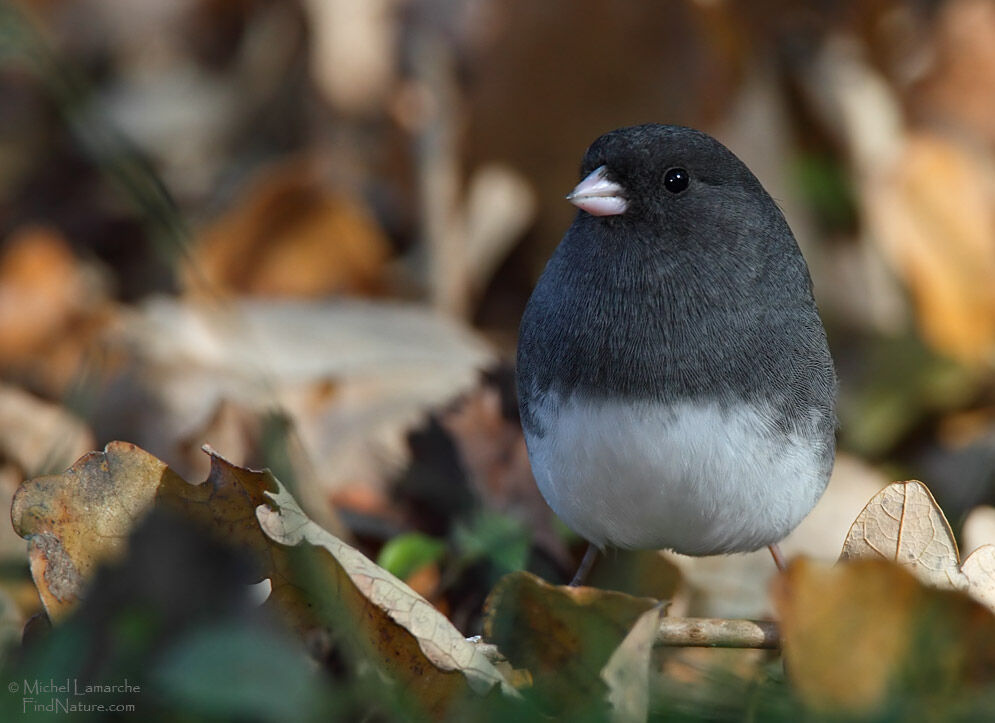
[[655, 618, 780, 649], [470, 617, 781, 667]]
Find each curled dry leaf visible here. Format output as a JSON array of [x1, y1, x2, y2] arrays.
[[482, 570, 663, 719], [12, 442, 513, 715], [774, 558, 995, 713], [255, 477, 516, 705]]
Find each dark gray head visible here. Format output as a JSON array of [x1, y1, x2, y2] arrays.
[[565, 124, 793, 272]]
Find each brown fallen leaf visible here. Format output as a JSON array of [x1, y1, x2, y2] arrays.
[[774, 558, 995, 713], [187, 158, 392, 297], [12, 442, 514, 715], [483, 570, 662, 718], [0, 225, 112, 392], [11, 442, 179, 619]]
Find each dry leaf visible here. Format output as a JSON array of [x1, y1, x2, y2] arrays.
[[913, 0, 995, 148], [962, 546, 995, 612], [839, 480, 995, 615], [839, 480, 968, 590], [775, 558, 995, 713], [11, 442, 180, 619], [864, 132, 995, 364], [0, 225, 111, 391], [0, 383, 94, 476], [108, 296, 494, 497], [483, 571, 661, 717], [601, 604, 663, 723], [256, 478, 514, 704], [12, 442, 514, 715], [188, 159, 392, 297]]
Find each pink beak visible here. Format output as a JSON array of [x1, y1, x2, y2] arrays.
[[566, 165, 628, 216]]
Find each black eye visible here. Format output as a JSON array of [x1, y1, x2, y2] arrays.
[[663, 167, 690, 194]]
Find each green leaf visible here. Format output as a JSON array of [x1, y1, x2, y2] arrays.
[[376, 532, 447, 580]]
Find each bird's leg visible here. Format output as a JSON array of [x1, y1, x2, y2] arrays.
[[569, 544, 599, 587], [768, 543, 786, 572]]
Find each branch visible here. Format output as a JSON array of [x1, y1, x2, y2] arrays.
[[655, 618, 780, 649]]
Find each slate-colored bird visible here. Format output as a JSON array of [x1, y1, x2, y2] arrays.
[[516, 124, 837, 584]]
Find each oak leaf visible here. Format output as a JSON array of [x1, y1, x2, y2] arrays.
[[12, 442, 513, 715]]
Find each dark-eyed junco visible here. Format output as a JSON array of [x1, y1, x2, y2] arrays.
[[516, 124, 837, 584]]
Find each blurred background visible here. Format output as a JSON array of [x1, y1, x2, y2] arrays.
[[1, 0, 995, 636]]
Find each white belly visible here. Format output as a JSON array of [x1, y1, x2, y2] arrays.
[[524, 394, 830, 554]]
